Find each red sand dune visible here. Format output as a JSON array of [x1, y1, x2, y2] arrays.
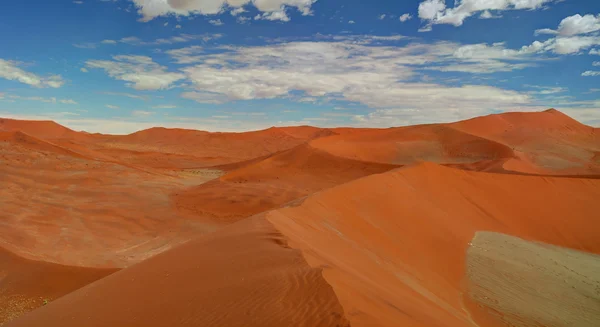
[[1, 109, 600, 326], [5, 218, 350, 327], [266, 163, 600, 327], [0, 118, 84, 140], [7, 163, 600, 327], [172, 143, 398, 222], [97, 126, 319, 166], [0, 247, 117, 325]]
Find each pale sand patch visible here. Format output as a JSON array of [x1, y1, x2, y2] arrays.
[[466, 231, 600, 327]]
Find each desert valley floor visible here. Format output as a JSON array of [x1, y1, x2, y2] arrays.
[[1, 109, 600, 327]]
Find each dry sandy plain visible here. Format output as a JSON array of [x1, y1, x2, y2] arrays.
[[1, 109, 599, 326]]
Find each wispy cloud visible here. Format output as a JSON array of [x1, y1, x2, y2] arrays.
[[0, 59, 65, 88]]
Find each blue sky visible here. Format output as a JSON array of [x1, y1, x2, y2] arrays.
[[0, 0, 599, 134]]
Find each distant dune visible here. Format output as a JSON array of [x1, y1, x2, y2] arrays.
[[1, 109, 599, 326]]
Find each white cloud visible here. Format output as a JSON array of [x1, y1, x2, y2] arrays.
[[60, 99, 78, 105], [166, 46, 204, 64], [255, 10, 290, 21], [86, 55, 185, 90], [0, 59, 65, 88], [479, 10, 501, 19], [73, 1, 83, 4], [164, 22, 169, 26], [118, 33, 221, 46], [594, 61, 600, 66], [130, 0, 316, 22], [590, 49, 600, 55], [101, 39, 118, 44], [80, 67, 89, 73], [106, 104, 120, 109], [348, 20, 355, 24], [173, 38, 541, 123], [399, 13, 412, 22], [582, 71, 600, 76], [176, 24, 182, 28], [535, 14, 600, 36], [209, 19, 224, 26], [378, 14, 386, 20], [230, 7, 246, 15], [237, 16, 251, 24], [418, 0, 555, 30]]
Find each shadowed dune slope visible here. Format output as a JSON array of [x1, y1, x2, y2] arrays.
[[97, 126, 315, 165], [266, 163, 600, 327], [5, 217, 350, 327], [0, 248, 117, 326], [172, 144, 399, 222], [310, 110, 600, 175], [450, 109, 600, 174], [309, 124, 515, 166]]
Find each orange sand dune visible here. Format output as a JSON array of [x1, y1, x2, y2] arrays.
[[450, 109, 600, 174], [266, 163, 600, 327], [0, 247, 117, 325], [7, 163, 600, 327], [0, 131, 87, 159], [172, 143, 398, 222], [0, 118, 85, 140], [310, 110, 600, 175], [310, 124, 516, 165], [98, 126, 316, 165], [5, 218, 350, 327]]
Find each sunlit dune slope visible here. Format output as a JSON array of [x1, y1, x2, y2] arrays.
[[310, 110, 600, 175], [266, 163, 600, 327], [0, 247, 117, 325], [0, 118, 85, 140], [5, 218, 350, 327], [172, 143, 399, 222], [450, 109, 600, 174]]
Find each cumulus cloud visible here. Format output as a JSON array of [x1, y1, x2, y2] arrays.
[[479, 10, 501, 19], [209, 19, 224, 25], [399, 13, 412, 22], [535, 14, 600, 36], [255, 10, 290, 21], [86, 55, 185, 90], [0, 59, 65, 88], [230, 6, 245, 15], [590, 49, 600, 55], [130, 0, 316, 22], [418, 0, 555, 30]]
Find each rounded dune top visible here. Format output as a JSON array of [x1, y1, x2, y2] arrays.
[[0, 118, 80, 140]]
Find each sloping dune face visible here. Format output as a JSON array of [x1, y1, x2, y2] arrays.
[[0, 118, 83, 140], [310, 124, 516, 165], [0, 248, 117, 325], [451, 109, 600, 174], [266, 163, 600, 327], [310, 110, 600, 175], [95, 127, 313, 166], [0, 130, 220, 268], [6, 218, 350, 327], [172, 144, 399, 222]]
